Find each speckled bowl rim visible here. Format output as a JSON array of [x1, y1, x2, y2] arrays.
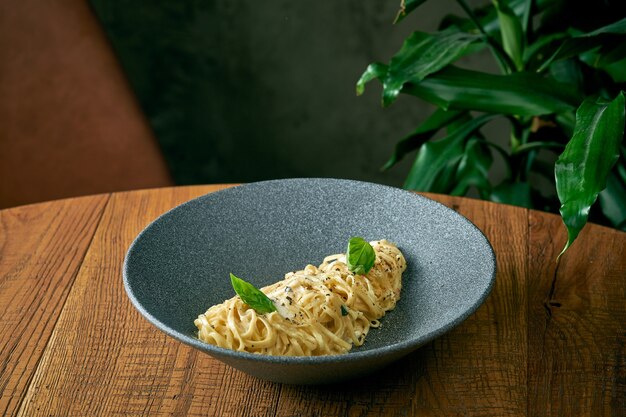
[[123, 178, 496, 365]]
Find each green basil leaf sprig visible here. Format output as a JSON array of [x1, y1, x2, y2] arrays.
[[230, 273, 277, 314], [346, 237, 376, 275]]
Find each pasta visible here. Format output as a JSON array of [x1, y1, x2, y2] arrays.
[[194, 239, 406, 356]]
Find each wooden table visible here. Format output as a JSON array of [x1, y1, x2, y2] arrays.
[[1, 185, 625, 416]]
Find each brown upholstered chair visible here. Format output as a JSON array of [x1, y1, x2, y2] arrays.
[[0, 0, 173, 209]]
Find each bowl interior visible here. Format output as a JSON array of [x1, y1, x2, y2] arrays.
[[124, 179, 495, 362]]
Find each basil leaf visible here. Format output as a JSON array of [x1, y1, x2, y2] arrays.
[[346, 237, 376, 275], [340, 305, 349, 316], [229, 273, 276, 314]]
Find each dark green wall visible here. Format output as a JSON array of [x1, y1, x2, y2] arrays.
[[89, 1, 471, 186]]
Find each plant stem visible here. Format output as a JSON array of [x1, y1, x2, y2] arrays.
[[508, 115, 524, 152], [508, 116, 535, 181]]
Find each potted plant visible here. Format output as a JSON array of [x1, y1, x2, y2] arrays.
[[357, 0, 626, 255]]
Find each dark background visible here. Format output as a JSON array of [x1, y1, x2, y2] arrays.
[[89, 0, 496, 187]]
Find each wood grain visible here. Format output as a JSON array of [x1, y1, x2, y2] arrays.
[[14, 185, 272, 416], [528, 210, 626, 417], [414, 195, 528, 416], [0, 195, 109, 417], [1, 186, 624, 416]]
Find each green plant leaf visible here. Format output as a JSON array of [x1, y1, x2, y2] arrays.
[[230, 273, 277, 314], [524, 32, 569, 70], [381, 29, 484, 106], [538, 17, 626, 71], [520, 0, 533, 33], [490, 180, 533, 208], [494, 0, 525, 71], [346, 237, 376, 275], [583, 17, 626, 37], [394, 0, 430, 24], [598, 170, 626, 231], [513, 140, 564, 154], [617, 156, 626, 184], [453, 0, 516, 73], [595, 41, 626, 67], [440, 0, 553, 35], [382, 108, 466, 170], [450, 137, 494, 197], [404, 114, 498, 191], [356, 63, 388, 96], [555, 92, 626, 256], [403, 66, 580, 116], [602, 57, 626, 83], [548, 59, 584, 96], [579, 41, 626, 83], [555, 110, 576, 137]]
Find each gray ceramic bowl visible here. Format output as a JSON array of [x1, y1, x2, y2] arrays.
[[123, 178, 496, 384]]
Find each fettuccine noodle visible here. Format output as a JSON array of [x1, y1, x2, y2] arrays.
[[194, 239, 406, 356]]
